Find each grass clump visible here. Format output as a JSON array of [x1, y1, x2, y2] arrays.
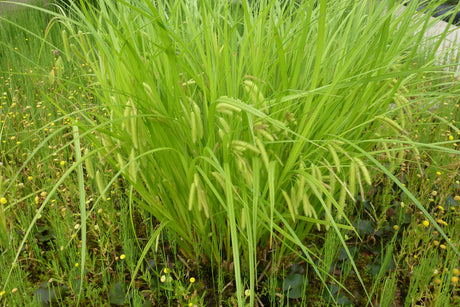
[[0, 0, 459, 305]]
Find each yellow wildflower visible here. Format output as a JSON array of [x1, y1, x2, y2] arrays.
[[436, 219, 447, 226]]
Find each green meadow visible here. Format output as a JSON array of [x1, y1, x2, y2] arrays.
[[0, 0, 460, 306]]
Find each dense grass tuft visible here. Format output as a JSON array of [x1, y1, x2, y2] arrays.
[[0, 0, 459, 305]]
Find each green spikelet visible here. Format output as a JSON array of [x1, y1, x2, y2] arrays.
[[191, 111, 197, 143], [282, 189, 296, 222], [193, 103, 203, 140], [349, 160, 356, 199], [78, 30, 89, 56], [188, 182, 196, 211], [61, 30, 70, 61], [117, 153, 125, 170], [128, 149, 137, 184], [84, 149, 95, 179], [95, 170, 106, 200], [243, 80, 267, 112], [70, 44, 87, 62], [327, 143, 341, 172], [336, 185, 347, 221]]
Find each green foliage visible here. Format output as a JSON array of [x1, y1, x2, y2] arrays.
[[52, 0, 99, 10], [0, 0, 460, 306], [52, 0, 460, 303]]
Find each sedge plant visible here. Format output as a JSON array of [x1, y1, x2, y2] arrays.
[[59, 0, 460, 304], [2, 0, 460, 305]]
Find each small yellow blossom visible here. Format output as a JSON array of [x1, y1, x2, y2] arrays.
[[433, 240, 440, 246], [422, 220, 430, 227], [440, 244, 447, 250], [0, 291, 5, 296], [436, 171, 441, 176], [75, 263, 79, 267], [454, 195, 460, 201], [163, 268, 170, 274], [453, 268, 459, 276], [190, 277, 196, 283], [435, 219, 447, 226], [60, 161, 66, 166], [452, 276, 458, 283], [434, 278, 442, 285], [188, 303, 193, 307], [0, 197, 7, 205], [27, 176, 33, 181], [449, 135, 454, 141], [393, 225, 399, 231], [120, 254, 126, 260], [437, 205, 444, 211]]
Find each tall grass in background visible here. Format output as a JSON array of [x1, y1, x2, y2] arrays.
[[2, 0, 460, 305]]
